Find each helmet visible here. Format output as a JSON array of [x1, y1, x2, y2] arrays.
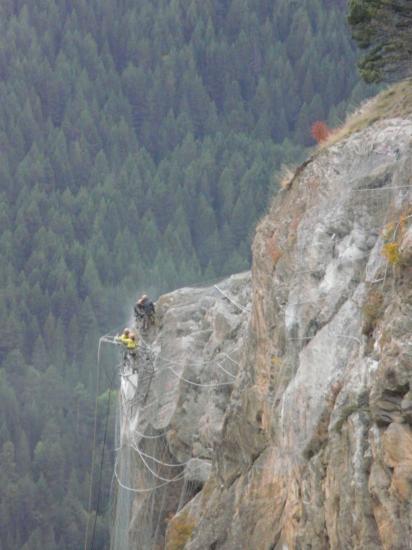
[[130, 333, 136, 340], [123, 328, 130, 335]]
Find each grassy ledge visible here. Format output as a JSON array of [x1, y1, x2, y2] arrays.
[[321, 79, 412, 149]]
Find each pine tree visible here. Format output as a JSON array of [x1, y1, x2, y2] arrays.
[[348, 0, 412, 82]]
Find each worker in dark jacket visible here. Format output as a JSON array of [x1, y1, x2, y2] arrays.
[[134, 294, 155, 331]]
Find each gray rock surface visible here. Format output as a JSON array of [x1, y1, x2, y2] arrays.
[[167, 117, 412, 550]]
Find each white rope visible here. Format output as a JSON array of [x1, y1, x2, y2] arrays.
[[114, 457, 185, 493], [130, 444, 184, 482], [214, 285, 251, 313], [166, 364, 233, 387], [129, 441, 190, 469], [138, 389, 176, 412], [354, 185, 412, 192], [215, 361, 237, 379]]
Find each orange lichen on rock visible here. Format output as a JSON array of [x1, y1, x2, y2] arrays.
[[266, 234, 282, 267], [382, 423, 412, 501]]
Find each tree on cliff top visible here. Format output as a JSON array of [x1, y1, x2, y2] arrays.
[[348, 0, 412, 82]]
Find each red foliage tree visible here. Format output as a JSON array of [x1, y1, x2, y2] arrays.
[[311, 121, 330, 143]]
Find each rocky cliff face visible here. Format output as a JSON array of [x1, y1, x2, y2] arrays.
[[118, 115, 412, 550], [112, 273, 251, 549]]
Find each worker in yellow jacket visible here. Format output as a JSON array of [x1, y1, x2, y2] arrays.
[[116, 328, 131, 346], [115, 328, 138, 371]]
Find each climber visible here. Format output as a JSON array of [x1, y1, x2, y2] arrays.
[[134, 294, 155, 331], [128, 333, 139, 374], [115, 329, 138, 370], [115, 328, 131, 346]]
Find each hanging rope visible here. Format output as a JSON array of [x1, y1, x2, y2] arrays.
[[126, 442, 185, 482], [113, 454, 185, 493], [163, 360, 234, 388], [219, 352, 240, 366], [214, 360, 237, 379], [89, 367, 117, 550], [129, 440, 191, 469], [102, 298, 245, 511], [84, 343, 102, 550]]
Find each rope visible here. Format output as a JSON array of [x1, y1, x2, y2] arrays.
[[128, 416, 168, 439], [129, 441, 190, 468], [163, 361, 234, 388], [214, 285, 251, 313], [127, 443, 185, 481], [353, 184, 412, 192], [101, 309, 243, 508], [214, 360, 237, 379], [114, 455, 185, 493], [90, 367, 117, 550], [158, 355, 237, 387], [169, 271, 249, 292], [84, 340, 101, 550]]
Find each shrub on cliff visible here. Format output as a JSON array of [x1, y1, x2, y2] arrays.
[[311, 121, 331, 143]]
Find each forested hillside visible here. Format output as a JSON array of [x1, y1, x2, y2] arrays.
[[0, 0, 374, 548]]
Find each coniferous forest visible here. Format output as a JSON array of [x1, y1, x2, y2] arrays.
[[0, 1, 375, 548]]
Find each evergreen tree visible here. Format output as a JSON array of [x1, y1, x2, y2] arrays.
[[348, 0, 412, 82]]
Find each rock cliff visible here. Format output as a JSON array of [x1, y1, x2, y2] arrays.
[[111, 273, 251, 549], [115, 113, 412, 550]]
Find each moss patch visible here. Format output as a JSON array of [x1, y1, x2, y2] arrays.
[[362, 289, 384, 337], [166, 511, 196, 550]]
